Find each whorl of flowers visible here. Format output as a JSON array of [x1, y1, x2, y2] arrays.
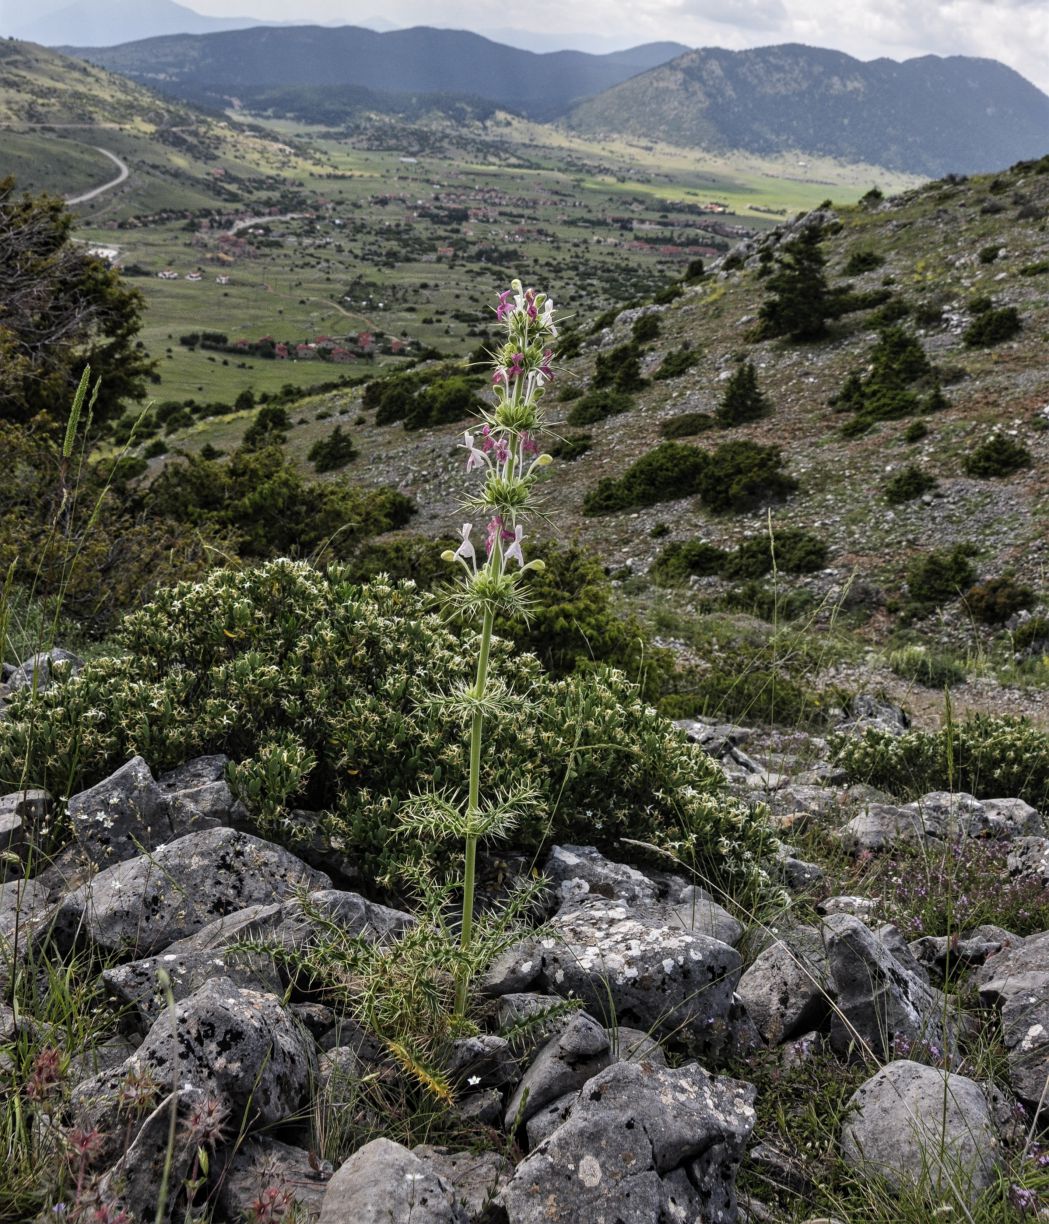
[[442, 279, 556, 614]]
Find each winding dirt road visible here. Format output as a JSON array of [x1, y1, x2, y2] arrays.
[[65, 147, 129, 205]]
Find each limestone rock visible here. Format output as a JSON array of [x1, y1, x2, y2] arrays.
[[738, 925, 831, 1045], [504, 1012, 611, 1131], [499, 1060, 756, 1223], [535, 898, 743, 1054], [7, 648, 83, 692], [823, 913, 959, 1061], [217, 1136, 331, 1221], [840, 1060, 1001, 1198], [56, 826, 329, 958], [320, 1138, 467, 1223]]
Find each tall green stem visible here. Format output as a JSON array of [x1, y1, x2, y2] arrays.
[[456, 601, 495, 1018]]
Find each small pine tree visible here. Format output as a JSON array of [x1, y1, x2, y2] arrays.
[[716, 360, 771, 427], [241, 404, 291, 450], [757, 225, 833, 342], [308, 424, 358, 472]]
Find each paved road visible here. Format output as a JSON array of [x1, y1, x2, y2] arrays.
[[65, 147, 129, 205]]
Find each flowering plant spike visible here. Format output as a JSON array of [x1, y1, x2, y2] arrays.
[[422, 278, 558, 1017]]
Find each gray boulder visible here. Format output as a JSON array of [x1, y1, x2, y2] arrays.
[[910, 925, 1014, 979], [413, 1146, 512, 1220], [320, 1138, 468, 1223], [498, 1060, 756, 1224], [97, 1086, 209, 1222], [1008, 837, 1049, 885], [7, 648, 82, 692], [823, 913, 959, 1062], [836, 694, 909, 737], [216, 1136, 330, 1221], [66, 757, 180, 870], [0, 787, 48, 859], [981, 797, 1045, 838], [737, 925, 831, 1044], [535, 898, 743, 1054], [102, 945, 281, 1029], [56, 826, 329, 958], [978, 966, 1049, 1109], [545, 844, 659, 909], [0, 875, 51, 942], [667, 884, 743, 946], [75, 978, 313, 1142], [157, 754, 247, 832], [504, 1012, 611, 1131], [973, 928, 1049, 994], [840, 1060, 1001, 1199]]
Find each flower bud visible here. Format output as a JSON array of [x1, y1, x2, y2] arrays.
[[536, 453, 553, 466], [441, 550, 457, 562]]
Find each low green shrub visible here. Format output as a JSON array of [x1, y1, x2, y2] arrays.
[[307, 425, 358, 472], [583, 440, 796, 516], [651, 529, 826, 585], [365, 366, 485, 429], [583, 441, 708, 514], [0, 561, 775, 894], [1019, 259, 1049, 276], [884, 464, 937, 504], [242, 403, 291, 450], [963, 305, 1022, 347], [593, 341, 645, 392], [566, 388, 632, 426], [906, 545, 977, 611], [722, 529, 828, 578], [547, 432, 592, 461], [963, 433, 1032, 477], [831, 714, 1049, 810], [831, 326, 944, 436], [1014, 616, 1049, 655], [716, 360, 771, 427], [653, 346, 699, 381], [650, 540, 728, 585], [842, 250, 885, 275], [978, 244, 1001, 264], [964, 574, 1035, 624], [660, 411, 716, 438], [145, 445, 415, 560], [631, 314, 661, 343], [902, 421, 928, 444], [696, 441, 798, 514], [888, 644, 967, 688]]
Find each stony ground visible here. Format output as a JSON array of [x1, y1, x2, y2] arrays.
[[3, 650, 1049, 1222]]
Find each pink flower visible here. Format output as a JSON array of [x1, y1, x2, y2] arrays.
[[485, 515, 514, 556]]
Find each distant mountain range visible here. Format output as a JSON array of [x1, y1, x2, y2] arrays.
[[64, 26, 691, 121], [567, 43, 1049, 177], [59, 25, 1049, 176], [5, 0, 268, 47]]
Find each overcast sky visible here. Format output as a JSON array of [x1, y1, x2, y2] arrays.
[[187, 0, 1049, 93]]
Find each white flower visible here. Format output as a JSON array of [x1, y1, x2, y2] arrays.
[[467, 1074, 482, 1086]]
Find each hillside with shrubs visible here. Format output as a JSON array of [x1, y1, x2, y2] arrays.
[[2, 151, 1049, 1224]]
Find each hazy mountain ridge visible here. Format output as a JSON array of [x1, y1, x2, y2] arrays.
[[567, 43, 1049, 176], [64, 26, 692, 121], [6, 0, 270, 47]]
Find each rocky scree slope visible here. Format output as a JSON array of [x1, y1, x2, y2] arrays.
[[2, 660, 1049, 1220], [309, 159, 1048, 692]]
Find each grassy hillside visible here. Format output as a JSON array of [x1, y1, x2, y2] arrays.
[[0, 39, 329, 207], [151, 156, 1049, 720]]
